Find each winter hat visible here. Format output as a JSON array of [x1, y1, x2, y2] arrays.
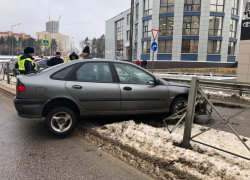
[[56, 52, 61, 55], [24, 47, 34, 54], [82, 46, 90, 54]]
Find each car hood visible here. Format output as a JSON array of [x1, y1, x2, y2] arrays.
[[166, 81, 190, 88]]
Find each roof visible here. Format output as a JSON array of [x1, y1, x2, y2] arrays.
[[105, 9, 130, 22]]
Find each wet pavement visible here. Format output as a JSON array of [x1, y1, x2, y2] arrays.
[[0, 95, 151, 180]]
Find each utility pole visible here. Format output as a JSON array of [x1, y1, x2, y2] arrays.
[[58, 15, 62, 52], [49, 8, 51, 58], [129, 0, 134, 63], [11, 23, 21, 58]]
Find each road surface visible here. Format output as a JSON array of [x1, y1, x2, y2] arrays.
[[0, 94, 151, 180]]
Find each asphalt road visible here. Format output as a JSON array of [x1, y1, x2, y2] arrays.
[[0, 95, 151, 180]]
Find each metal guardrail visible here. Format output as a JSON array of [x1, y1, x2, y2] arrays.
[[0, 60, 11, 84], [181, 77, 250, 160]]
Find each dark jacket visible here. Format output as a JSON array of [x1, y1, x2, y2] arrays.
[[141, 61, 144, 67], [69, 52, 79, 60], [82, 54, 93, 59], [15, 54, 36, 75], [144, 60, 147, 65], [47, 57, 64, 66]]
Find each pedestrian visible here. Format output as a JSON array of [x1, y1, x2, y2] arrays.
[[47, 52, 64, 66], [82, 46, 93, 59], [136, 59, 140, 66], [15, 47, 37, 75], [141, 59, 144, 68], [67, 52, 79, 62], [144, 59, 147, 69]]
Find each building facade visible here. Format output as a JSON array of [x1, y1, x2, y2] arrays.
[[105, 0, 246, 63], [46, 21, 59, 34], [0, 31, 31, 40], [36, 31, 70, 55]]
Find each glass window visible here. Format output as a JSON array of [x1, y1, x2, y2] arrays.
[[160, 0, 175, 13], [127, 14, 131, 25], [181, 39, 199, 53], [142, 41, 151, 53], [136, 5, 139, 21], [207, 40, 221, 54], [114, 63, 155, 84], [208, 16, 223, 36], [159, 17, 174, 36], [184, 0, 201, 11], [52, 65, 75, 80], [229, 19, 237, 38], [144, 0, 152, 17], [183, 16, 200, 35], [135, 24, 138, 39], [127, 30, 130, 41], [116, 19, 124, 58], [232, 0, 238, 15], [135, 43, 137, 54], [72, 63, 113, 82], [228, 42, 235, 55], [211, 0, 224, 12], [158, 40, 172, 53], [143, 20, 152, 38]]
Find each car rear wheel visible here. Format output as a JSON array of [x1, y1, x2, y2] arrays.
[[170, 97, 188, 115], [45, 107, 77, 136]]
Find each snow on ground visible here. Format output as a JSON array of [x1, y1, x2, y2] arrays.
[[156, 73, 236, 81], [204, 90, 250, 102], [0, 75, 16, 94], [96, 120, 250, 180]]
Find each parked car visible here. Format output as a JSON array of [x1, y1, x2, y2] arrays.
[[35, 59, 48, 70], [33, 58, 42, 63], [14, 60, 190, 136], [4, 59, 19, 76]]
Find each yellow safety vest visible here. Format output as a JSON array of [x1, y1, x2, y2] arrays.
[[18, 57, 37, 71], [67, 59, 71, 62]]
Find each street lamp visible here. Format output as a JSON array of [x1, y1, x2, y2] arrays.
[[12, 23, 21, 58], [71, 37, 73, 53]]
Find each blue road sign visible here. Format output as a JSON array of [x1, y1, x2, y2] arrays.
[[42, 39, 50, 47], [151, 42, 157, 52]]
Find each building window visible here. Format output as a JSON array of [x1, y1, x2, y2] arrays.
[[142, 41, 151, 53], [158, 40, 172, 53], [159, 17, 174, 36], [228, 42, 235, 55], [144, 0, 152, 17], [209, 16, 223, 36], [181, 39, 199, 53], [232, 0, 238, 15], [135, 43, 137, 54], [116, 19, 124, 57], [127, 30, 130, 41], [135, 24, 138, 39], [229, 19, 237, 38], [143, 20, 152, 38], [160, 0, 175, 14], [207, 40, 221, 54], [136, 5, 139, 21], [182, 16, 200, 35], [210, 0, 224, 12], [184, 0, 201, 11], [127, 14, 131, 25]]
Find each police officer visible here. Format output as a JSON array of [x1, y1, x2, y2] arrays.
[[16, 47, 36, 75], [67, 52, 79, 62]]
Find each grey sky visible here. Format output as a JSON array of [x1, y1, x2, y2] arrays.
[[0, 0, 131, 50]]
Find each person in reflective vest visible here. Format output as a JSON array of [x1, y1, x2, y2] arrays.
[[67, 52, 79, 62], [16, 47, 37, 75]]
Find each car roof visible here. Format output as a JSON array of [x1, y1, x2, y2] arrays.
[[70, 59, 133, 65]]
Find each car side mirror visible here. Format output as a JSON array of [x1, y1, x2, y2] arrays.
[[154, 78, 160, 85]]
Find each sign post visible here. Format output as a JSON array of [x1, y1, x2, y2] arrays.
[[151, 29, 159, 73]]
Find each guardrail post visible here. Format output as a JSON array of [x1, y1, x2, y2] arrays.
[[182, 77, 198, 148], [7, 62, 10, 84]]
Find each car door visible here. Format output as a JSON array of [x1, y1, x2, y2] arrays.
[[65, 62, 121, 111], [113, 62, 169, 111]]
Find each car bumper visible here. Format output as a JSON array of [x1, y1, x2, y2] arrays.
[[13, 98, 47, 118]]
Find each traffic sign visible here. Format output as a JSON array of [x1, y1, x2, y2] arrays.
[[42, 39, 50, 47], [152, 29, 159, 41], [151, 42, 157, 52]]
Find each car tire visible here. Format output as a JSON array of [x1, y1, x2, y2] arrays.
[[170, 97, 188, 115], [45, 107, 78, 136]]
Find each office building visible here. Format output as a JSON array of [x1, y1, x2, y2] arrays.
[[46, 21, 59, 34]]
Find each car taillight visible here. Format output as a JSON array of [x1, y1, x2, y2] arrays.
[[17, 86, 25, 92], [16, 79, 25, 92]]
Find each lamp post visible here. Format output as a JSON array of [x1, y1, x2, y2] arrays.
[[12, 23, 21, 58], [71, 37, 73, 53]]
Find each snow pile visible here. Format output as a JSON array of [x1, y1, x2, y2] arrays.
[[97, 121, 250, 180], [0, 78, 16, 94], [205, 90, 250, 102]]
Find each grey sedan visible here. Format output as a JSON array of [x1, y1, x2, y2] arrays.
[[14, 60, 190, 136]]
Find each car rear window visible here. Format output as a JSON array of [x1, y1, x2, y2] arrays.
[[51, 65, 75, 80]]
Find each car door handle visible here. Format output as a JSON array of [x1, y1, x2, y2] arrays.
[[123, 87, 132, 91], [72, 85, 82, 89]]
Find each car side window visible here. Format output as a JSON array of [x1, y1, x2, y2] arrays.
[[114, 63, 155, 84], [51, 65, 75, 80], [71, 62, 113, 83]]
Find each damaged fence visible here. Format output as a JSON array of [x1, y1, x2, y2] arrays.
[[0, 60, 12, 84], [164, 77, 250, 160]]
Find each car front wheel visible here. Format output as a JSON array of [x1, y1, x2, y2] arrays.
[[45, 107, 77, 136], [170, 97, 188, 115]]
